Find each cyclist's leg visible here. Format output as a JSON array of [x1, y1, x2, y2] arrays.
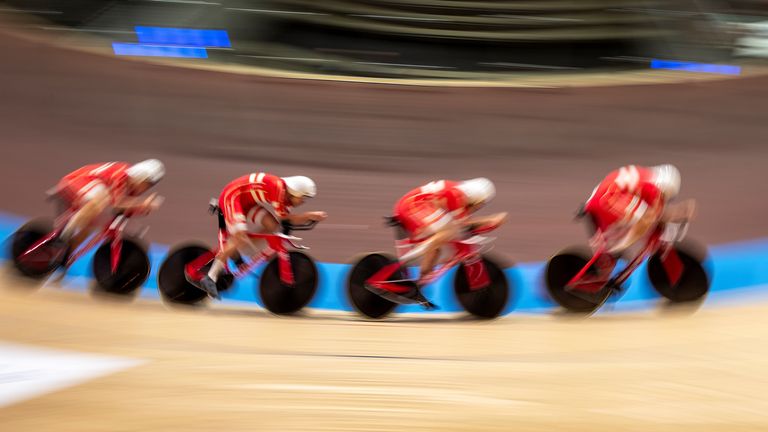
[[208, 204, 278, 282], [658, 199, 697, 243], [419, 224, 460, 276], [258, 210, 280, 234], [397, 214, 459, 284], [607, 207, 658, 256], [209, 230, 244, 281], [203, 192, 248, 292], [414, 212, 508, 279], [61, 182, 110, 252], [586, 196, 625, 255], [399, 204, 447, 261], [233, 208, 280, 259]]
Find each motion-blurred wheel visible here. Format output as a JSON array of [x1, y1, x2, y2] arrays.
[[10, 218, 66, 279], [259, 251, 318, 315], [647, 242, 710, 303], [158, 244, 212, 305], [545, 246, 609, 313], [92, 237, 150, 298], [346, 252, 403, 319], [454, 255, 510, 319]]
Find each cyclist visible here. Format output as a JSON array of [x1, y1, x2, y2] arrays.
[[198, 172, 327, 299], [382, 178, 507, 305], [582, 164, 695, 258], [55, 159, 165, 253]]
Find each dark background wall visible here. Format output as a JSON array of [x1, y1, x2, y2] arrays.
[[1, 0, 742, 77]]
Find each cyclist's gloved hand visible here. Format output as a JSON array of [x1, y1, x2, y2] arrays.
[[307, 211, 328, 222]]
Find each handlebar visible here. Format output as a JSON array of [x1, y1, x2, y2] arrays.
[[115, 198, 162, 219], [463, 220, 502, 236], [107, 195, 167, 219], [574, 203, 587, 221], [281, 219, 319, 234], [207, 199, 319, 235]]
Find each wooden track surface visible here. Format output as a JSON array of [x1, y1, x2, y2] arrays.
[[0, 275, 766, 431]]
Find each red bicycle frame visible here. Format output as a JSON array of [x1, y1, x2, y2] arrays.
[[365, 222, 500, 293], [566, 224, 684, 294], [184, 223, 308, 286], [18, 208, 134, 275]]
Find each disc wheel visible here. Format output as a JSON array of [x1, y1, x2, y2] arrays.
[[158, 244, 211, 305], [648, 242, 710, 303], [454, 255, 510, 319], [92, 237, 150, 298], [346, 252, 405, 319], [259, 251, 318, 315], [10, 218, 66, 279], [545, 246, 608, 313]]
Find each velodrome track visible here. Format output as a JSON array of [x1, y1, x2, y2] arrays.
[[1, 23, 768, 431], [1, 279, 768, 431]]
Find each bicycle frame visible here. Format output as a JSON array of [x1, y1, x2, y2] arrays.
[[366, 222, 499, 293], [566, 224, 684, 294], [18, 208, 131, 275], [184, 218, 310, 287]]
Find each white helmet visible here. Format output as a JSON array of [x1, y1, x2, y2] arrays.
[[127, 159, 165, 184], [282, 176, 317, 198], [457, 177, 495, 205], [651, 164, 681, 198]]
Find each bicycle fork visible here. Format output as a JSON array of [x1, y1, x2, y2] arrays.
[[462, 254, 491, 291]]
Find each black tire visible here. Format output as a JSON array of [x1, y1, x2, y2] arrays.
[[454, 255, 510, 319], [346, 253, 402, 319], [92, 237, 150, 298], [259, 251, 318, 315], [10, 218, 66, 279], [157, 244, 211, 305], [545, 246, 607, 313], [648, 242, 710, 303]]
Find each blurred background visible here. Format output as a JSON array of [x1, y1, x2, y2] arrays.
[[1, 0, 766, 78], [0, 0, 767, 264]]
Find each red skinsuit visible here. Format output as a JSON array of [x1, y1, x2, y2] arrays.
[[218, 172, 291, 232], [58, 162, 132, 207], [394, 180, 469, 239], [584, 165, 663, 234]]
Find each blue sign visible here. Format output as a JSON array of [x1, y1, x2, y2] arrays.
[[112, 43, 208, 58], [135, 26, 231, 48], [651, 59, 741, 75]]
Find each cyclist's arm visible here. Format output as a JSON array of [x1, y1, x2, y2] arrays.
[[283, 211, 327, 225], [607, 197, 662, 253], [614, 181, 663, 226], [662, 199, 697, 223], [113, 193, 160, 214], [463, 212, 507, 232]]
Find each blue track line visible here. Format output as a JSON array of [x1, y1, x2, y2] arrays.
[[1, 211, 766, 314]]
